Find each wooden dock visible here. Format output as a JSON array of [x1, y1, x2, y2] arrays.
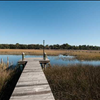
[[10, 58, 55, 100]]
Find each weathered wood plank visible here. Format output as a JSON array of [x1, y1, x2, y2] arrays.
[[10, 58, 55, 100]]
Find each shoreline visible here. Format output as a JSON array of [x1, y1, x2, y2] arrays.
[[0, 49, 100, 60]]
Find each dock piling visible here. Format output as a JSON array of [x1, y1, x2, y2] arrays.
[[22, 52, 25, 61], [1, 58, 3, 64], [7, 57, 9, 67]]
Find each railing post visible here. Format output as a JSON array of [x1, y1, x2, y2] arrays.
[[7, 57, 9, 67], [1, 58, 3, 64], [44, 52, 47, 60], [43, 52, 47, 70], [43, 40, 45, 60], [22, 52, 25, 61]]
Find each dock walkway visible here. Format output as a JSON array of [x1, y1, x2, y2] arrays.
[[10, 58, 55, 100]]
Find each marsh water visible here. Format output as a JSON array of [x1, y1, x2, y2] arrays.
[[0, 55, 100, 67]]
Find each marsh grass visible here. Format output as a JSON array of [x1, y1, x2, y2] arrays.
[[0, 63, 8, 71], [0, 64, 14, 92], [0, 64, 24, 100], [0, 49, 67, 55], [0, 49, 100, 60], [64, 50, 100, 60], [44, 65, 100, 100]]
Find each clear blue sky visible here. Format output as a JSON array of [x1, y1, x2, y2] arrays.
[[0, 1, 100, 46]]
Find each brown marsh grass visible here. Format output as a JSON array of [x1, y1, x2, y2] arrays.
[[64, 50, 100, 60], [44, 65, 100, 100], [0, 64, 13, 92], [0, 49, 67, 55], [0, 49, 100, 60]]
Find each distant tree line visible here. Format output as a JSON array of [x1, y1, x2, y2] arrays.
[[0, 43, 100, 50]]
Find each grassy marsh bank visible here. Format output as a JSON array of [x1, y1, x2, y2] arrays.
[[0, 63, 14, 92], [0, 49, 100, 60], [44, 65, 100, 100], [0, 49, 67, 55], [64, 50, 100, 60], [0, 63, 24, 100]]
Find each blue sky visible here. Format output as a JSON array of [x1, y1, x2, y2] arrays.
[[0, 1, 100, 46]]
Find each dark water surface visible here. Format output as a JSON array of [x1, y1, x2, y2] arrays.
[[0, 55, 100, 66]]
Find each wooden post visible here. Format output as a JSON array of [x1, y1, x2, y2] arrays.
[[43, 40, 45, 60], [7, 57, 9, 67], [40, 63, 43, 69], [22, 52, 25, 61], [1, 58, 3, 69], [44, 52, 47, 60], [44, 63, 46, 70], [1, 58, 3, 64], [42, 64, 46, 70]]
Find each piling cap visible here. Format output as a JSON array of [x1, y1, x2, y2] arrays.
[[22, 52, 25, 54]]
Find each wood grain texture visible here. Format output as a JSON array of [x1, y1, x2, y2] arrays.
[[10, 58, 55, 100]]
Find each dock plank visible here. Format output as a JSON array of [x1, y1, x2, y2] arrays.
[[10, 58, 55, 100]]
